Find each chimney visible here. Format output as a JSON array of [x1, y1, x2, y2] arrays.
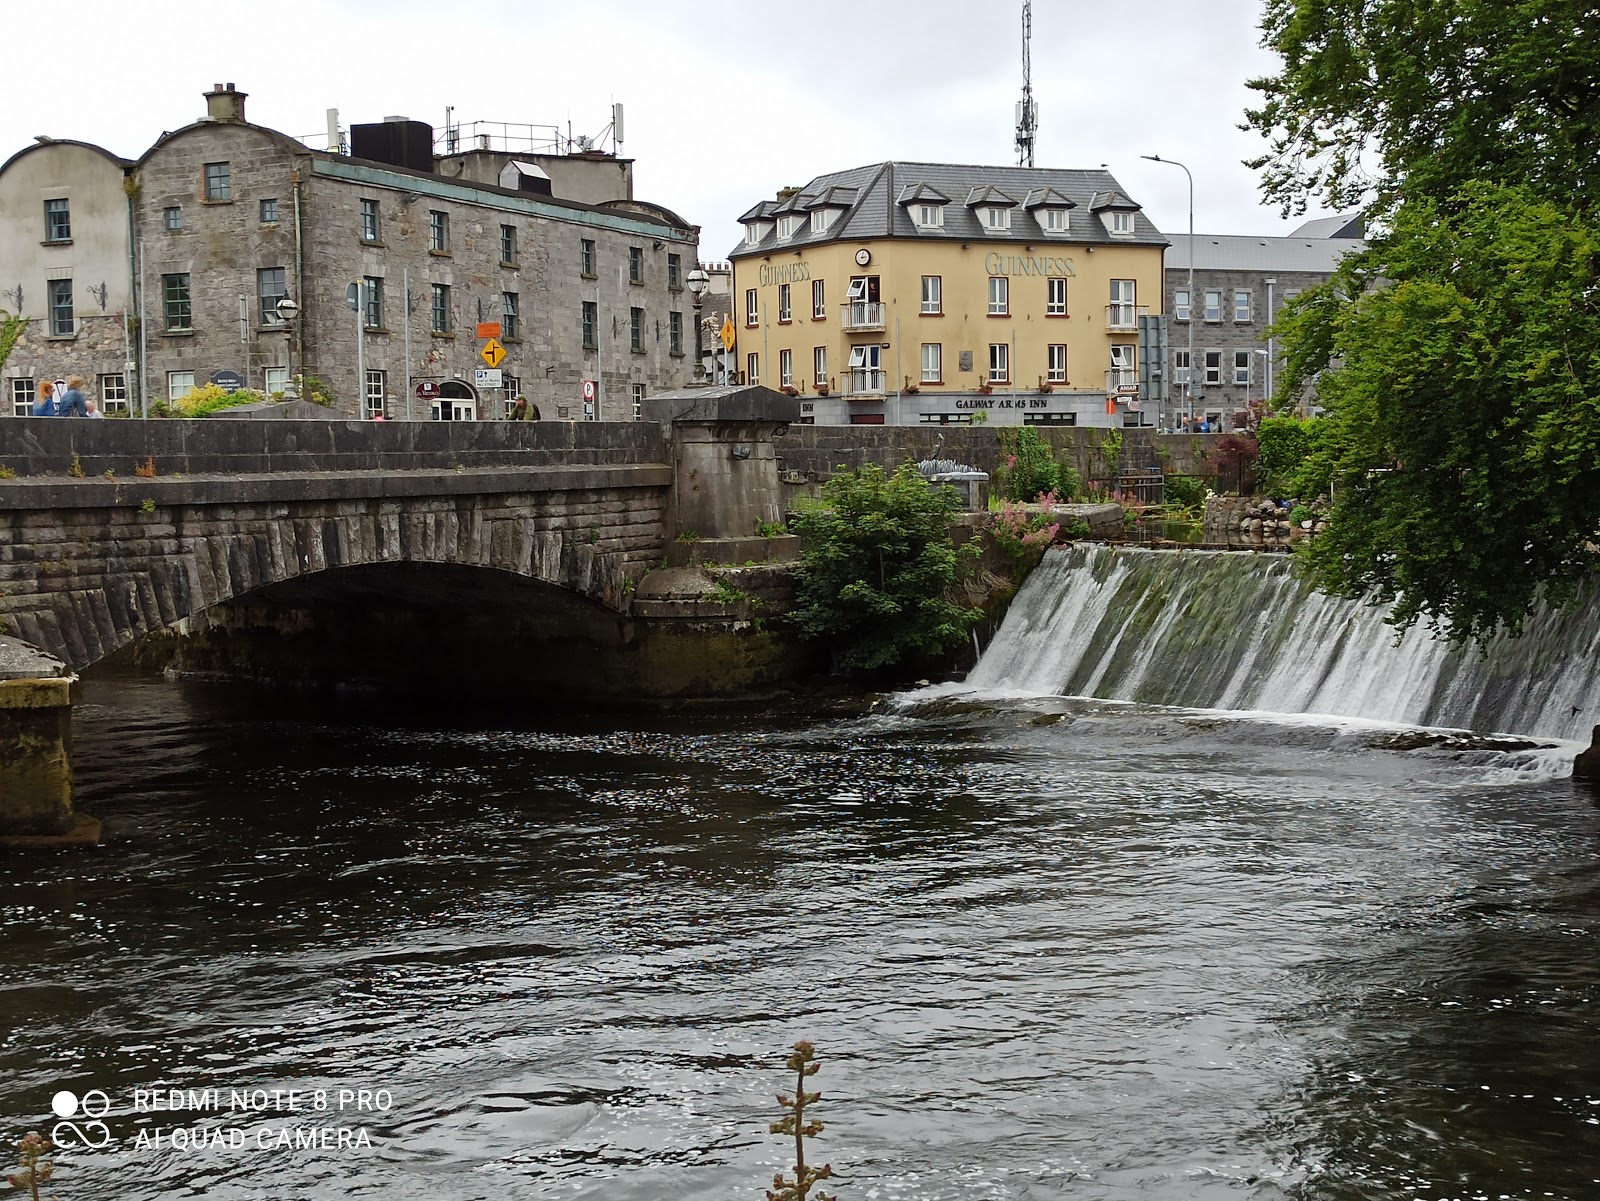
[[204, 82, 247, 123]]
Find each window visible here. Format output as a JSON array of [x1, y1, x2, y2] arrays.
[[47, 279, 73, 336], [744, 222, 764, 246], [1110, 343, 1135, 384], [813, 345, 827, 386], [11, 377, 35, 417], [982, 206, 1011, 231], [582, 300, 597, 349], [1111, 210, 1133, 234], [364, 370, 386, 420], [776, 214, 799, 239], [746, 353, 759, 385], [988, 276, 1009, 316], [97, 373, 128, 415], [1174, 289, 1191, 321], [1204, 350, 1222, 386], [778, 283, 792, 322], [164, 206, 183, 231], [1283, 288, 1302, 303], [630, 306, 644, 352], [1040, 207, 1066, 232], [499, 224, 517, 264], [264, 366, 290, 396], [204, 161, 231, 201], [1234, 349, 1252, 385], [502, 292, 520, 340], [914, 204, 944, 229], [363, 276, 384, 329], [667, 253, 681, 289], [668, 310, 683, 355], [745, 288, 758, 327], [1204, 290, 1222, 321], [1047, 343, 1067, 383], [812, 278, 826, 319], [1234, 290, 1252, 322], [1046, 276, 1067, 316], [360, 198, 380, 242], [988, 342, 1010, 383], [162, 273, 191, 330], [1109, 279, 1136, 327], [44, 198, 70, 242], [779, 348, 793, 387], [921, 342, 942, 384], [1024, 411, 1076, 425], [810, 209, 837, 234], [167, 371, 195, 400], [430, 283, 451, 333], [921, 275, 942, 315], [257, 267, 288, 325], [629, 246, 644, 283], [632, 382, 646, 421], [1174, 349, 1192, 387], [429, 211, 449, 253], [580, 239, 596, 276], [259, 198, 279, 223]]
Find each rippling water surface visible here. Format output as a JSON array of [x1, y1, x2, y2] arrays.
[[3, 678, 1599, 1200]]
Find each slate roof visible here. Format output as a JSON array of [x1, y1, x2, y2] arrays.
[[729, 161, 1168, 258], [1164, 233, 1365, 272], [1289, 212, 1365, 239]]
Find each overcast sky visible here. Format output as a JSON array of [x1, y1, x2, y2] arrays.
[[1, 0, 1323, 259]]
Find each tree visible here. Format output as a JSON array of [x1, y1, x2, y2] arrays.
[[1246, 0, 1600, 217], [789, 462, 981, 672]]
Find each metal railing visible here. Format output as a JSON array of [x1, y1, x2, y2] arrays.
[[840, 302, 885, 331], [841, 369, 886, 398]]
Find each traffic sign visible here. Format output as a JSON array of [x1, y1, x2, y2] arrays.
[[719, 317, 735, 352], [476, 322, 501, 339], [480, 338, 506, 368], [582, 380, 597, 401], [474, 368, 503, 387]]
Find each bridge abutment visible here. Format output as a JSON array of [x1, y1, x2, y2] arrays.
[[0, 638, 98, 846]]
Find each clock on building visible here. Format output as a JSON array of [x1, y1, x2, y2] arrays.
[[855, 248, 872, 266]]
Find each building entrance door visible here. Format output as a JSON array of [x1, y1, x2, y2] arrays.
[[433, 381, 478, 421]]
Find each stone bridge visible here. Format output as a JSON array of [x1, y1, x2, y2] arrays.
[[0, 388, 800, 840]]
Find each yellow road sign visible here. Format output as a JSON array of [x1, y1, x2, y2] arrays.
[[719, 317, 735, 352], [480, 338, 506, 368]]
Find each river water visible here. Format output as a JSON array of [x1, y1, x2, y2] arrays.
[[3, 662, 1598, 1200]]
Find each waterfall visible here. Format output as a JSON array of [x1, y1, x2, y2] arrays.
[[966, 544, 1600, 741]]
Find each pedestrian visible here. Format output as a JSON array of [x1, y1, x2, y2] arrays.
[[508, 395, 529, 421], [84, 398, 105, 419], [30, 380, 57, 416], [57, 376, 88, 418]]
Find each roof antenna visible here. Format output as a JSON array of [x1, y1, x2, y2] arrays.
[[1015, 0, 1037, 167]]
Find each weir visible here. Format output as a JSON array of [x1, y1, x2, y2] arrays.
[[969, 544, 1600, 742]]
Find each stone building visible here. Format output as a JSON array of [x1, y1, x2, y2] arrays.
[[1161, 214, 1363, 429], [2, 84, 699, 421], [729, 162, 1168, 428], [0, 139, 136, 415]]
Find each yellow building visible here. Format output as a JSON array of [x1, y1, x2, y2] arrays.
[[730, 162, 1168, 426]]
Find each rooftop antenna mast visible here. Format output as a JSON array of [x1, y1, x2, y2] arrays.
[[1015, 0, 1037, 167]]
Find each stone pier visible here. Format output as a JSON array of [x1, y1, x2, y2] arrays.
[[0, 637, 98, 846]]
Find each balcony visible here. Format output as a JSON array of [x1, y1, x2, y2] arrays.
[[1105, 368, 1139, 397], [1103, 303, 1147, 332], [841, 369, 887, 398], [840, 301, 885, 332]]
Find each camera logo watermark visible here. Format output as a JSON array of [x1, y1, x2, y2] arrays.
[[51, 1090, 112, 1149]]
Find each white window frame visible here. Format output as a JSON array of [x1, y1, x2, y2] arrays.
[[777, 214, 799, 239], [1109, 279, 1136, 327], [97, 373, 129, 414], [988, 342, 1010, 383], [746, 353, 759, 385], [1046, 276, 1067, 316], [745, 289, 759, 326], [988, 275, 1009, 316], [921, 275, 942, 315], [1111, 210, 1133, 234], [1174, 349, 1192, 387], [982, 206, 1011, 231], [846, 277, 869, 301], [1204, 290, 1222, 322], [921, 342, 942, 384], [914, 204, 944, 229], [11, 377, 36, 417], [1174, 289, 1191, 321], [810, 208, 837, 234], [778, 283, 792, 323], [1234, 350, 1252, 386], [812, 279, 825, 319], [263, 366, 290, 397], [1040, 207, 1066, 232], [364, 370, 386, 419], [813, 345, 827, 386], [1234, 290, 1252, 322], [1110, 344, 1135, 372], [1047, 343, 1067, 383], [167, 371, 195, 400], [632, 382, 646, 421], [780, 347, 793, 387]]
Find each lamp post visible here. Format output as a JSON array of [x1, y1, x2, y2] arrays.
[[685, 267, 710, 384], [345, 281, 367, 418], [1142, 154, 1193, 431], [275, 296, 299, 398]]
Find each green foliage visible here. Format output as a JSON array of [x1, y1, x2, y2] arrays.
[[67, 456, 83, 478], [0, 309, 26, 376], [296, 373, 337, 407], [173, 384, 265, 417], [765, 1042, 837, 1201], [1246, 0, 1600, 218], [790, 461, 981, 672], [1162, 473, 1209, 510], [755, 518, 786, 538], [994, 427, 1077, 502], [1291, 185, 1600, 642], [138, 498, 156, 513], [0, 465, 15, 480], [1256, 416, 1334, 499], [991, 492, 1061, 572], [1289, 504, 1314, 527]]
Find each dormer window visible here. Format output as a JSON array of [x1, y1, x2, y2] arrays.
[[744, 221, 770, 246], [1111, 211, 1133, 234], [982, 207, 1011, 232], [777, 214, 800, 239], [1040, 208, 1067, 232], [811, 208, 838, 234], [915, 204, 945, 229]]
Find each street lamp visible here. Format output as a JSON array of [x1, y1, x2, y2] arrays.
[[685, 267, 710, 384], [345, 281, 368, 418], [1142, 154, 1194, 432], [274, 296, 300, 398]]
